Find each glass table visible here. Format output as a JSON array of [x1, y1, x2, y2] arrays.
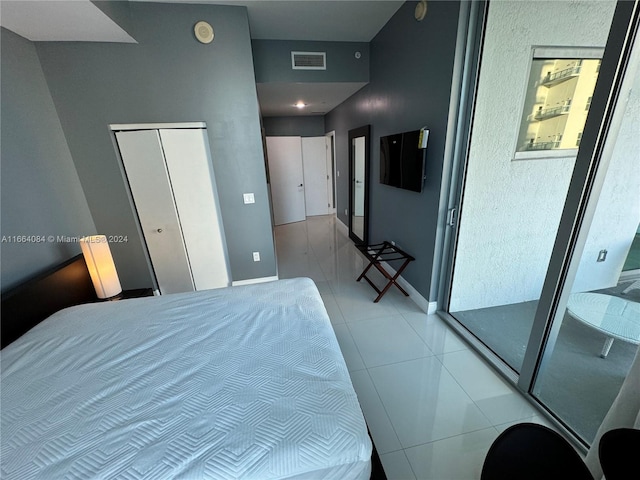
[[566, 292, 640, 358]]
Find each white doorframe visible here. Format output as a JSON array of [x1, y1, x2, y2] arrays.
[[326, 130, 337, 213]]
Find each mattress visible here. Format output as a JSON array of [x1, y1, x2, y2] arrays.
[[1, 278, 372, 479]]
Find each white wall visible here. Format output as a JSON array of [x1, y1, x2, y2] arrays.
[[572, 68, 640, 293], [449, 0, 634, 312]]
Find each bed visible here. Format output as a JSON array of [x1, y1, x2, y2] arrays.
[[1, 260, 372, 479]]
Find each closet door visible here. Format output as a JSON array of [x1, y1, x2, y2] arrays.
[[116, 130, 194, 294], [159, 129, 230, 290], [302, 137, 330, 216]]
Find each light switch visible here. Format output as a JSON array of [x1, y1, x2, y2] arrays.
[[253, 251, 260, 262], [243, 193, 255, 204]]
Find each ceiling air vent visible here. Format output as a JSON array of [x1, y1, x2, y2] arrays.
[[291, 51, 326, 70]]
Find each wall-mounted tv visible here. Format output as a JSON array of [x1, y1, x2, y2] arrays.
[[380, 128, 428, 193]]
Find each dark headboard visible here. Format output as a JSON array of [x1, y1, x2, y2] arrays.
[[1, 254, 98, 348]]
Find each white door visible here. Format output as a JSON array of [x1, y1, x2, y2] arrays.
[[159, 129, 230, 290], [325, 134, 334, 211], [302, 137, 330, 216], [266, 136, 306, 225], [117, 127, 230, 294], [116, 130, 195, 294]]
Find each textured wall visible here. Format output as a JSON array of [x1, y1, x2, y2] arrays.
[[1, 28, 96, 292], [36, 2, 275, 288], [573, 67, 640, 293], [449, 0, 620, 311], [325, 1, 461, 299]]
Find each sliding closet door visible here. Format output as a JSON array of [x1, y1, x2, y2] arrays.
[[116, 130, 194, 294], [159, 129, 230, 290]]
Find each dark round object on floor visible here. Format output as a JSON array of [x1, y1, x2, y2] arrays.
[[599, 427, 640, 480], [481, 423, 593, 480]]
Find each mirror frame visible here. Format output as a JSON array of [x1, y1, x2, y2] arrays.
[[348, 125, 371, 246]]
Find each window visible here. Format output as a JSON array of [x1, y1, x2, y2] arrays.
[[514, 47, 603, 160]]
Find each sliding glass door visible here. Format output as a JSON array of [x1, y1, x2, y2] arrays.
[[526, 0, 640, 443], [448, 0, 616, 373], [440, 0, 639, 446], [533, 183, 640, 441]]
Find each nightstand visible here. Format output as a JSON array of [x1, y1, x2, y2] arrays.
[[108, 288, 154, 301]]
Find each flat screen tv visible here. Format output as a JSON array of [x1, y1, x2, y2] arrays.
[[380, 129, 428, 193]]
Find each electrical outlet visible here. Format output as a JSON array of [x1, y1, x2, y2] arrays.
[[253, 251, 260, 262], [597, 249, 607, 262], [243, 193, 255, 204]]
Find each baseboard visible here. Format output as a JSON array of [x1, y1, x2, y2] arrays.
[[232, 275, 279, 286], [336, 217, 349, 236], [428, 301, 438, 315], [378, 260, 438, 314]]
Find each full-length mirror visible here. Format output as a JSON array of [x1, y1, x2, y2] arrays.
[[348, 125, 370, 245]]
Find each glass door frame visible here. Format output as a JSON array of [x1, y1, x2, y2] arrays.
[[436, 0, 640, 447]]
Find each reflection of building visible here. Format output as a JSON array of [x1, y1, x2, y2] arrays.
[[521, 58, 600, 151]]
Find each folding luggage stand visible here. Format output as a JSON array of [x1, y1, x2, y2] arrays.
[[356, 241, 415, 303]]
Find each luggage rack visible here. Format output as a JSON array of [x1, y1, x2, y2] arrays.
[[355, 241, 415, 303]]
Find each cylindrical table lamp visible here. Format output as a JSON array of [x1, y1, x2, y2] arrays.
[[80, 235, 122, 299]]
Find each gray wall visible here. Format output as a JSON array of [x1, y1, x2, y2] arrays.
[[325, 1, 461, 300], [263, 116, 326, 137], [1, 28, 96, 292], [91, 0, 134, 38], [35, 2, 275, 288], [252, 40, 369, 83]]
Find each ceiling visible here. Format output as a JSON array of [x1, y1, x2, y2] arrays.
[[257, 82, 368, 117], [0, 0, 404, 117], [0, 1, 136, 42], [136, 1, 404, 42]]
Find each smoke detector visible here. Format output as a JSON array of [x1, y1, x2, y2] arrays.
[[415, 1, 428, 21], [194, 21, 214, 44]]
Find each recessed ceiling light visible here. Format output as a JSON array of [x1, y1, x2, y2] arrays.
[[294, 101, 307, 109]]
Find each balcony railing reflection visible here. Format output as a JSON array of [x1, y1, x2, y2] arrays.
[[523, 140, 561, 151], [540, 65, 582, 87], [527, 104, 571, 121]]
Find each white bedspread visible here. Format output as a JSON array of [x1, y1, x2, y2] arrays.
[[1, 278, 371, 479]]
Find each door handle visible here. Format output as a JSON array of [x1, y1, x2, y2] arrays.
[[298, 184, 303, 187], [157, 228, 163, 233], [446, 208, 457, 227]]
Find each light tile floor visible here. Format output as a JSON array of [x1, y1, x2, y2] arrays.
[[275, 216, 553, 480]]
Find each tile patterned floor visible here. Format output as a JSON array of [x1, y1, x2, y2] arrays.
[[275, 216, 553, 479]]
